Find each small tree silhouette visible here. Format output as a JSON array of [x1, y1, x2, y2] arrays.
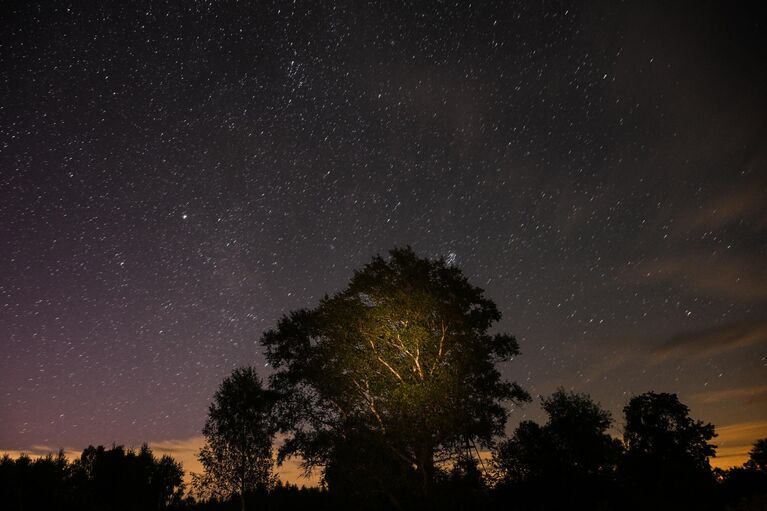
[[192, 367, 276, 511]]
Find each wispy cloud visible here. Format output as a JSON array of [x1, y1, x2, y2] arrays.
[[711, 419, 767, 470], [692, 385, 767, 405], [627, 176, 767, 303], [676, 184, 767, 235], [150, 436, 205, 482], [635, 253, 767, 302], [654, 317, 767, 360], [716, 420, 767, 445]]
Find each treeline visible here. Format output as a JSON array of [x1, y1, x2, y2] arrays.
[[492, 390, 767, 511], [0, 444, 184, 511], [187, 388, 767, 511], [1, 398, 766, 511]]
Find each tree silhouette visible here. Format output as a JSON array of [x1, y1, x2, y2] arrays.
[[438, 454, 490, 511], [262, 247, 529, 502], [0, 453, 66, 511], [152, 453, 186, 509], [494, 389, 621, 509], [720, 438, 767, 510], [0, 445, 183, 511], [746, 438, 767, 472], [192, 367, 276, 511], [69, 444, 184, 511], [620, 391, 717, 510]]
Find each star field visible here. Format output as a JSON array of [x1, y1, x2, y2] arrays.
[[1, 2, 766, 468]]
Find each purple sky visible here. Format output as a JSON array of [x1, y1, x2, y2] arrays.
[[1, 2, 765, 472]]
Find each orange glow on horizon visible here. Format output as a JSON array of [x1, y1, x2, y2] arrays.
[[3, 419, 766, 489], [1, 436, 321, 489]]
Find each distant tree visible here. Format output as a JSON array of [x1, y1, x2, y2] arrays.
[[494, 389, 621, 509], [0, 455, 15, 504], [261, 481, 331, 511], [541, 389, 622, 478], [151, 452, 185, 509], [445, 454, 486, 492], [494, 420, 548, 485], [746, 438, 767, 472], [30, 451, 71, 510], [623, 392, 716, 469], [71, 444, 184, 511], [438, 454, 490, 511], [192, 367, 276, 511], [620, 391, 717, 510], [262, 247, 529, 502], [721, 438, 767, 509], [0, 454, 32, 510], [0, 445, 183, 511]]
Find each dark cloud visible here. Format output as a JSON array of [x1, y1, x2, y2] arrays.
[[634, 253, 767, 302], [655, 318, 767, 359], [692, 385, 767, 406], [676, 182, 767, 235]]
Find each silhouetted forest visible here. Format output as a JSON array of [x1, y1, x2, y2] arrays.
[[2, 407, 766, 511], [0, 444, 184, 511], [3, 250, 766, 510]]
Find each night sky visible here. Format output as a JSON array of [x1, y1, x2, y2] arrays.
[[1, 1, 766, 478]]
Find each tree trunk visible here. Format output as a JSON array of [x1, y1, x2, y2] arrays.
[[418, 445, 435, 499], [240, 425, 247, 511], [240, 457, 247, 511], [386, 491, 404, 511]]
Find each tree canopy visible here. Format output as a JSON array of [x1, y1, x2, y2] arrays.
[[494, 389, 622, 509], [747, 438, 767, 473], [0, 445, 184, 511], [621, 391, 718, 510], [623, 391, 717, 471], [262, 247, 529, 499]]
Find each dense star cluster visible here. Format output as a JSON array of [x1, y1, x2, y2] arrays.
[[1, 2, 765, 468]]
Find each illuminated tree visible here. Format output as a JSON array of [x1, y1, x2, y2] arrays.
[[262, 247, 529, 500], [192, 367, 276, 511]]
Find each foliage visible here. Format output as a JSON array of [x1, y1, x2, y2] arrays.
[[3, 398, 766, 511], [74, 444, 184, 510], [623, 391, 717, 469], [746, 438, 767, 473], [192, 367, 276, 511], [262, 247, 529, 499], [0, 451, 70, 511], [719, 438, 767, 510], [620, 391, 718, 510], [494, 389, 621, 509], [0, 445, 183, 511]]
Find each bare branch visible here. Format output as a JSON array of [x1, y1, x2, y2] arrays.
[[368, 337, 405, 383]]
